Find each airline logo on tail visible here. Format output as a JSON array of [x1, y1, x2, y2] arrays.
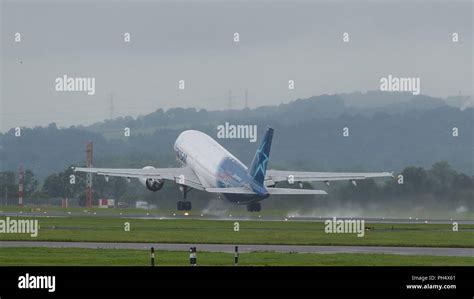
[[249, 127, 274, 186]]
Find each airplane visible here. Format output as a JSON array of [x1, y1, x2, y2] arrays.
[[74, 128, 393, 212]]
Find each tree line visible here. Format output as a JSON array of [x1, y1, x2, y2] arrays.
[[0, 161, 472, 212]]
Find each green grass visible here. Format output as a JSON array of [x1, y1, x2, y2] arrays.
[[0, 205, 161, 216], [0, 247, 472, 266], [0, 216, 473, 248]]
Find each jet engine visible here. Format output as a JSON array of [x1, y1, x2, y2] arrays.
[[138, 166, 164, 192]]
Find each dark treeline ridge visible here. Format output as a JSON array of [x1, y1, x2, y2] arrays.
[[0, 93, 472, 181]]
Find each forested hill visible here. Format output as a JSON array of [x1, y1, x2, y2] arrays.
[[1, 93, 472, 179]]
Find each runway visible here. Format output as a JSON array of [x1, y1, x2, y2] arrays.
[[1, 241, 472, 257], [1, 211, 473, 224]]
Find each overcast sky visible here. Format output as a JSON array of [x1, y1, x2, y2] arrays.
[[1, 0, 472, 131]]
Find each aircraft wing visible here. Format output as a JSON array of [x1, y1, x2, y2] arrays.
[[73, 166, 204, 190], [265, 169, 393, 186]]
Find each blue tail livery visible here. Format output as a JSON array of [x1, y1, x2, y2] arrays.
[[249, 127, 274, 185]]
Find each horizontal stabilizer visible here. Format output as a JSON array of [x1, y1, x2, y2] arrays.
[[266, 188, 327, 195], [205, 187, 327, 195], [205, 187, 256, 194]]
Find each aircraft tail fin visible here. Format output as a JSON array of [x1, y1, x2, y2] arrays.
[[249, 127, 273, 186]]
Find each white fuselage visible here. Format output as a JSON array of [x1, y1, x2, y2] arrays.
[[173, 130, 248, 189]]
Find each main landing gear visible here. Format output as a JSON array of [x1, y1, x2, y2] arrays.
[[177, 201, 191, 211], [177, 185, 192, 211], [246, 203, 261, 212]]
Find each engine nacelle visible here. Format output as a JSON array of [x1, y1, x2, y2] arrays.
[[139, 166, 165, 192]]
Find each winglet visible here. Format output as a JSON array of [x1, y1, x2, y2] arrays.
[[249, 127, 274, 186]]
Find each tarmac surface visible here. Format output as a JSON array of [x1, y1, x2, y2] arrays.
[[1, 211, 473, 224], [1, 241, 473, 257]]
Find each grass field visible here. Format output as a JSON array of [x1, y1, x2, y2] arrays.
[[0, 247, 472, 266], [0, 216, 473, 248]]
